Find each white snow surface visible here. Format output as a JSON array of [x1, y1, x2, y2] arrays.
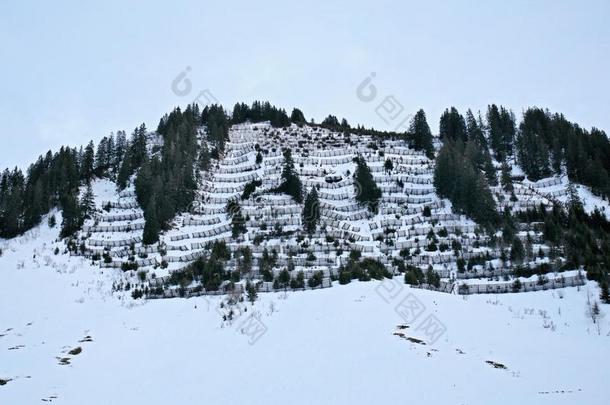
[[1, 217, 610, 404]]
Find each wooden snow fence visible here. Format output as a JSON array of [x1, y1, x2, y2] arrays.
[[246, 216, 300, 227], [194, 205, 225, 215], [216, 163, 259, 174], [391, 174, 431, 185], [221, 154, 248, 165], [319, 201, 360, 212], [188, 236, 233, 251], [104, 200, 139, 209], [242, 205, 300, 216], [252, 196, 295, 206], [379, 184, 402, 194], [209, 185, 244, 194], [182, 217, 222, 227], [213, 172, 258, 183], [313, 148, 354, 158], [84, 222, 145, 233], [381, 195, 434, 204], [404, 187, 435, 196], [190, 224, 232, 239], [88, 236, 141, 248], [457, 273, 585, 295], [95, 212, 143, 223], [528, 177, 563, 189], [318, 156, 353, 165], [208, 195, 238, 204], [318, 191, 350, 201], [100, 256, 158, 269], [321, 210, 369, 222]]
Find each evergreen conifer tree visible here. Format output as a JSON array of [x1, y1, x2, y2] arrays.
[[79, 183, 95, 221], [409, 109, 434, 159], [81, 141, 95, 183], [290, 108, 306, 124], [302, 187, 320, 234], [500, 162, 514, 192], [60, 191, 81, 238], [439, 107, 467, 143], [354, 155, 382, 213], [277, 149, 303, 203], [142, 199, 160, 245]]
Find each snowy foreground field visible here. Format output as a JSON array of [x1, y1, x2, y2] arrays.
[[1, 220, 609, 405]]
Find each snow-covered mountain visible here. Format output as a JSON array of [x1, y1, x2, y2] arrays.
[[73, 122, 607, 297], [2, 120, 610, 404]]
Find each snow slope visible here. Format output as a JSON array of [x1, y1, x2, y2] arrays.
[[1, 218, 609, 405]]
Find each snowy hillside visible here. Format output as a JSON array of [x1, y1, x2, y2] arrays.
[[3, 116, 610, 405], [1, 217, 609, 404], [66, 122, 609, 299]]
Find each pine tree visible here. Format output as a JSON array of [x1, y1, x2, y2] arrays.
[[227, 200, 246, 238], [237, 246, 253, 275], [384, 158, 394, 174], [302, 187, 320, 234], [600, 281, 610, 304], [439, 107, 467, 143], [510, 237, 525, 264], [231, 102, 248, 123], [81, 141, 95, 183], [60, 191, 81, 238], [409, 110, 434, 159], [130, 124, 148, 169], [487, 104, 505, 160], [466, 109, 487, 148], [0, 169, 25, 237], [202, 105, 230, 151], [79, 183, 95, 221], [516, 108, 552, 180], [500, 162, 514, 192], [354, 155, 381, 213], [142, 199, 160, 245], [290, 108, 306, 124], [94, 135, 115, 177], [116, 151, 133, 190], [246, 281, 258, 303], [464, 140, 496, 186], [483, 152, 497, 186], [501, 108, 516, 156], [135, 159, 154, 210], [198, 143, 211, 171], [113, 130, 128, 173], [94, 137, 108, 177], [567, 182, 583, 212], [321, 115, 340, 128], [277, 149, 303, 203], [516, 129, 551, 181], [434, 140, 499, 227], [106, 134, 115, 171]]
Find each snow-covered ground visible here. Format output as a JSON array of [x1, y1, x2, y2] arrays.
[[1, 218, 609, 404]]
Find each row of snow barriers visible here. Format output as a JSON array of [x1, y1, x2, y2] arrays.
[[455, 272, 586, 295]]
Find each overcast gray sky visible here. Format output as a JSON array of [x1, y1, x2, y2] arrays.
[[1, 0, 609, 169]]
